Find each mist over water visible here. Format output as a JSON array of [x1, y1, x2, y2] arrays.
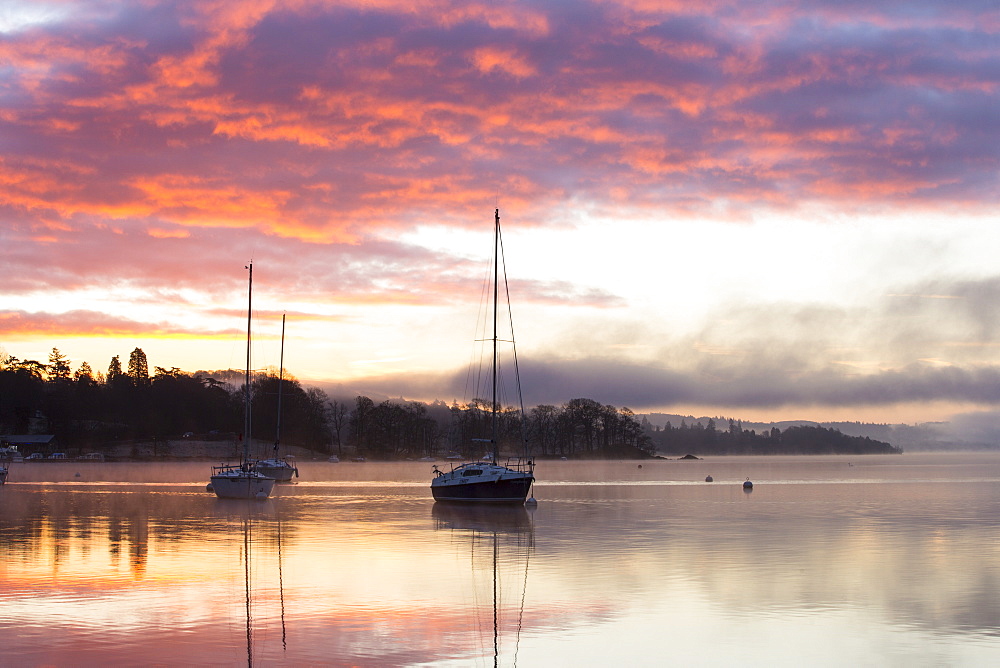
[[2, 454, 1000, 666]]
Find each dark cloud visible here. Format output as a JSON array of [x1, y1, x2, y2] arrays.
[[338, 355, 1000, 415], [944, 410, 1000, 445], [336, 273, 1000, 413]]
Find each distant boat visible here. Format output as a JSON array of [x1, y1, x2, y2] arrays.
[[0, 463, 7, 485], [253, 313, 299, 483], [208, 262, 276, 500], [431, 209, 535, 504], [327, 455, 340, 463]]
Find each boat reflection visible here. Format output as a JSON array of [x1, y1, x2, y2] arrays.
[[211, 497, 276, 519], [433, 503, 535, 667], [432, 503, 533, 534], [216, 498, 287, 667]]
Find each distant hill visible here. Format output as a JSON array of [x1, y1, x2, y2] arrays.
[[638, 413, 976, 452], [636, 414, 899, 456]]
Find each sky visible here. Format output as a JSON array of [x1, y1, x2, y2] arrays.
[[1, 0, 998, 426]]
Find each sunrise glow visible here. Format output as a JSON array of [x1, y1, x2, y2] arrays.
[[2, 0, 998, 424]]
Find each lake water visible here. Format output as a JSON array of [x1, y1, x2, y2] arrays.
[[2, 453, 1000, 666]]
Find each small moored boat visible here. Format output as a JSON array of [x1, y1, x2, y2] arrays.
[[252, 313, 298, 483]]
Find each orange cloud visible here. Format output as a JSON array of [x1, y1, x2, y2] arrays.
[[0, 310, 241, 340], [472, 47, 537, 78], [147, 227, 190, 239]]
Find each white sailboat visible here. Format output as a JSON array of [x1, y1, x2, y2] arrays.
[[208, 262, 276, 500], [253, 313, 299, 482], [431, 209, 535, 504]]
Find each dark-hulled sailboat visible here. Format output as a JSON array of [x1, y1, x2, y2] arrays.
[[431, 209, 535, 504]]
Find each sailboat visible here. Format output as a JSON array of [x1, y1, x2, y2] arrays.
[[431, 209, 535, 504], [208, 262, 276, 500], [253, 313, 299, 482]]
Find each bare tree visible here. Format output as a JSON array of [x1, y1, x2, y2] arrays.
[[329, 399, 348, 456]]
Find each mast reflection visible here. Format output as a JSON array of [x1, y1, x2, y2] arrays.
[[213, 498, 286, 667], [433, 504, 535, 667]]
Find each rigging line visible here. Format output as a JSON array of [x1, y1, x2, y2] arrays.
[[244, 511, 254, 668], [498, 225, 529, 456], [469, 531, 488, 663], [245, 262, 253, 463], [493, 531, 499, 668], [464, 252, 494, 411], [275, 313, 285, 453], [277, 514, 287, 652], [514, 532, 532, 668], [492, 209, 500, 462]]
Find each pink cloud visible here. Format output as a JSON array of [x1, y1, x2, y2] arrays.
[[1, 0, 996, 354], [0, 309, 241, 339], [3, 2, 986, 224]]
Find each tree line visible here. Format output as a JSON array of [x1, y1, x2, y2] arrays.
[[341, 395, 656, 460], [0, 347, 331, 450], [0, 347, 657, 459], [1, 347, 898, 458]]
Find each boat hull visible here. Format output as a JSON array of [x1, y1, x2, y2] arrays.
[[253, 459, 297, 482], [431, 474, 534, 504], [210, 470, 275, 499]]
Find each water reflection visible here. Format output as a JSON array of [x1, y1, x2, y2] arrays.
[[432, 504, 535, 667], [211, 497, 292, 667], [2, 456, 1000, 665]]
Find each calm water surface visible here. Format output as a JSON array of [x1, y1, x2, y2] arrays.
[[2, 453, 1000, 666]]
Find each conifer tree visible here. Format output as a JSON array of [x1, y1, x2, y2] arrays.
[[107, 355, 122, 383], [74, 361, 94, 382], [48, 347, 71, 381], [128, 347, 149, 386]]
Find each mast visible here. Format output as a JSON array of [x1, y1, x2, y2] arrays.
[[244, 262, 253, 465], [491, 209, 500, 465], [275, 313, 285, 455]]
